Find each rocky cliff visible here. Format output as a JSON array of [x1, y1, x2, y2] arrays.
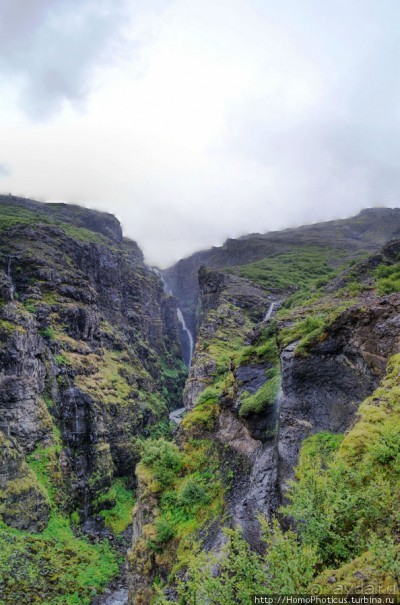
[[0, 196, 186, 604]]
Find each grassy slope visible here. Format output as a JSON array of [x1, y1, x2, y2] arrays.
[[228, 245, 362, 292]]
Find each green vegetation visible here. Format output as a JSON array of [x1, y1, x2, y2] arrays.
[[99, 478, 135, 534], [277, 315, 327, 355], [0, 435, 120, 604], [0, 204, 51, 231], [375, 262, 400, 295], [135, 437, 225, 574], [238, 323, 278, 365], [140, 438, 184, 488], [196, 302, 253, 376], [23, 300, 37, 313], [0, 203, 111, 246], [158, 354, 400, 601], [229, 247, 348, 292], [40, 326, 55, 340], [284, 354, 400, 573], [239, 366, 280, 417], [54, 353, 70, 365], [156, 520, 318, 604], [0, 518, 118, 605]]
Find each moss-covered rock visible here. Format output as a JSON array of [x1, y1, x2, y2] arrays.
[[0, 432, 50, 532]]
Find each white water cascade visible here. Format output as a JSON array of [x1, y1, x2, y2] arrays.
[[264, 301, 276, 321], [177, 308, 194, 368]]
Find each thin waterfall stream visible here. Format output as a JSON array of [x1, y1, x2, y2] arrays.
[[176, 307, 194, 368], [264, 301, 276, 321]]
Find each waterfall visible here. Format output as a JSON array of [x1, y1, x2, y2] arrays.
[[151, 266, 195, 368], [264, 301, 276, 321], [177, 308, 194, 368]]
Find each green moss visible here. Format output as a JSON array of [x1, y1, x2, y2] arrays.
[[239, 366, 281, 417], [0, 319, 26, 335], [0, 432, 120, 604], [0, 517, 118, 605], [0, 204, 52, 231], [60, 223, 111, 245], [27, 443, 63, 507], [277, 315, 328, 354], [0, 203, 113, 247], [238, 331, 278, 366], [99, 478, 135, 534]]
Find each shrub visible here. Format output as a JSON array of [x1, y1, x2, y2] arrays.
[[141, 438, 183, 487], [179, 478, 207, 507]]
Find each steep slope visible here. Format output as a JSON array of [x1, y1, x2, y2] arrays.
[[130, 234, 400, 603], [0, 196, 186, 604]]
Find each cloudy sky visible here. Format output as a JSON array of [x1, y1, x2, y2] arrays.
[[0, 0, 399, 266]]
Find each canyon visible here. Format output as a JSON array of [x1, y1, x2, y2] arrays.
[[0, 196, 400, 604]]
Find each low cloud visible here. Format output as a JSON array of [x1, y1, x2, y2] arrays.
[[0, 0, 399, 265], [0, 0, 129, 118]]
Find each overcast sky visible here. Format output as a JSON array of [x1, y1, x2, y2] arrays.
[[0, 0, 399, 266]]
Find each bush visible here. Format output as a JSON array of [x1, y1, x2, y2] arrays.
[[141, 438, 183, 487], [179, 479, 207, 507], [375, 263, 400, 295], [148, 517, 176, 551], [157, 523, 318, 604]]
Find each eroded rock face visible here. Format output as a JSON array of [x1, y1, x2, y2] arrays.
[[0, 199, 186, 530], [127, 472, 159, 605], [278, 294, 400, 496], [219, 294, 400, 549], [0, 307, 53, 453], [183, 267, 270, 410]]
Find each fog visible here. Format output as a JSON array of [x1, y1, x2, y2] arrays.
[[0, 0, 399, 266]]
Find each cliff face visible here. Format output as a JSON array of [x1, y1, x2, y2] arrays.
[[0, 197, 186, 604], [0, 198, 187, 522], [179, 269, 400, 548]]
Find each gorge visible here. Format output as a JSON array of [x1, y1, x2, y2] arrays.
[[0, 196, 400, 604]]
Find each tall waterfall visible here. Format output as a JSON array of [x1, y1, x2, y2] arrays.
[[151, 267, 195, 368], [177, 308, 194, 368]]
